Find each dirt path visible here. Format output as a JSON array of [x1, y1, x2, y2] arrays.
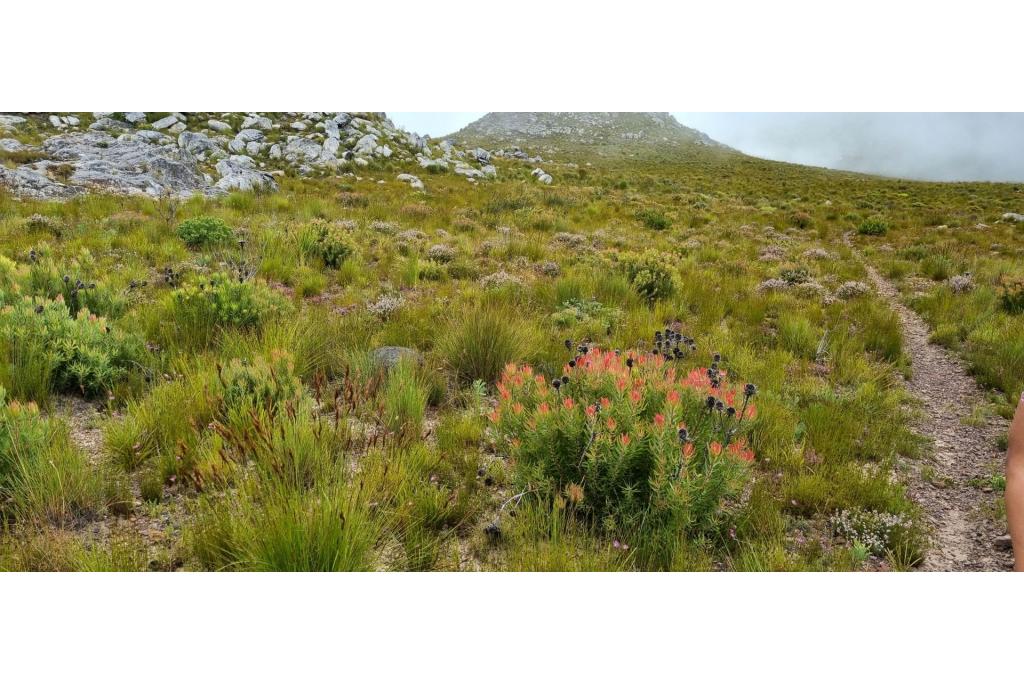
[[845, 235, 1013, 571]]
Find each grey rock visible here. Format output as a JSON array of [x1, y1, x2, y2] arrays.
[[49, 115, 65, 128], [290, 121, 307, 131], [178, 131, 221, 156], [136, 130, 172, 144], [89, 117, 131, 132], [353, 133, 378, 155], [227, 139, 246, 154], [453, 164, 483, 179], [235, 128, 264, 143], [0, 165, 83, 199], [168, 122, 187, 134], [396, 173, 424, 190], [245, 141, 263, 157], [214, 155, 278, 193], [65, 116, 80, 126], [41, 131, 210, 197], [480, 164, 497, 178], [472, 147, 490, 163], [322, 137, 341, 157], [417, 156, 447, 171], [371, 346, 423, 371], [208, 119, 232, 133], [284, 137, 322, 162], [1003, 212, 1024, 223], [242, 115, 273, 130], [151, 115, 179, 130], [268, 143, 282, 160], [0, 114, 27, 129], [0, 138, 27, 152], [124, 112, 148, 125]]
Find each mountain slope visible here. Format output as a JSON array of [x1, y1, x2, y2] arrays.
[[447, 112, 730, 159]]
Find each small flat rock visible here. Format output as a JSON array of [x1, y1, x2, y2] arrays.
[[995, 535, 1013, 551], [371, 346, 423, 371], [151, 115, 179, 130]]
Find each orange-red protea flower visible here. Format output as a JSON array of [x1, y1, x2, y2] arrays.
[[620, 433, 631, 446], [666, 389, 680, 404], [606, 417, 617, 431], [683, 442, 695, 459], [654, 413, 665, 427], [585, 404, 597, 418], [562, 397, 575, 410], [710, 441, 723, 456], [538, 402, 550, 415], [600, 397, 611, 409], [512, 402, 524, 415]]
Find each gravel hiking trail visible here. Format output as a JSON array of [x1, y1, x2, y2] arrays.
[[845, 234, 1013, 571]]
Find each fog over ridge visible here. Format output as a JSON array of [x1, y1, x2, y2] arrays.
[[674, 113, 1024, 182]]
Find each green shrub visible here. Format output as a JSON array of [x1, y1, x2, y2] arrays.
[[621, 250, 675, 301], [0, 296, 144, 401], [300, 222, 356, 268], [999, 277, 1024, 315], [160, 274, 289, 349], [176, 216, 233, 247], [857, 217, 888, 236], [492, 345, 759, 562], [636, 208, 672, 231], [217, 351, 303, 421], [790, 211, 813, 229]]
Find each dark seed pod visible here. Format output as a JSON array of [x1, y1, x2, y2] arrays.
[[626, 358, 634, 368], [561, 375, 569, 385], [713, 352, 722, 363], [706, 395, 717, 409], [727, 406, 737, 418], [34, 304, 44, 314], [568, 360, 576, 368], [715, 400, 725, 412], [552, 379, 561, 390], [744, 383, 757, 397], [484, 522, 502, 541], [564, 339, 573, 350], [677, 428, 689, 442]]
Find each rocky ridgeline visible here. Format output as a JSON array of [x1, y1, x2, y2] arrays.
[[0, 112, 515, 199], [450, 112, 725, 152]]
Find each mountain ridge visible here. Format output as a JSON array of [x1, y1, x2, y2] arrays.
[[447, 112, 730, 158]]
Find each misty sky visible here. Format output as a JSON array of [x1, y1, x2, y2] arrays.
[[388, 112, 1024, 182]]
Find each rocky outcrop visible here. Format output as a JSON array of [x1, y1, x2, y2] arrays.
[[214, 155, 278, 192], [1, 112, 502, 200]]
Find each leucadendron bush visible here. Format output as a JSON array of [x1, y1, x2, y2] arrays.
[[1, 131, 1020, 572]]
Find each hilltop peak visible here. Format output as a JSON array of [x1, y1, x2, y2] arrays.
[[449, 112, 724, 154]]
